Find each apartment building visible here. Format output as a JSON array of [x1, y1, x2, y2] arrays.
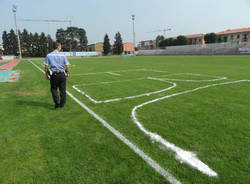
[[185, 34, 205, 45], [123, 42, 135, 54], [216, 27, 250, 43], [139, 40, 156, 50], [88, 42, 104, 52]]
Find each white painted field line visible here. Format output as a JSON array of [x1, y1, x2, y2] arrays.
[[75, 77, 146, 87], [71, 68, 149, 76], [143, 69, 169, 73], [105, 72, 121, 76], [72, 73, 226, 104], [151, 73, 227, 82], [74, 72, 225, 92], [30, 60, 45, 73], [72, 72, 227, 104], [132, 79, 250, 177], [29, 60, 182, 184], [72, 85, 99, 103], [72, 79, 176, 104]]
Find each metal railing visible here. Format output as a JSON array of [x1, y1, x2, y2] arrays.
[[139, 42, 249, 56]]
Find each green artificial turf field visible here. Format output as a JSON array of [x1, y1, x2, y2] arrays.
[[0, 56, 249, 184]]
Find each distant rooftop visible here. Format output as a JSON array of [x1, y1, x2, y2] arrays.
[[185, 34, 204, 38], [217, 27, 250, 35]]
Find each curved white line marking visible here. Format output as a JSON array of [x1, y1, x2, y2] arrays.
[[152, 73, 227, 82], [73, 73, 226, 104], [33, 59, 247, 178], [29, 60, 181, 184], [71, 68, 229, 176], [132, 79, 250, 177], [72, 79, 176, 104]]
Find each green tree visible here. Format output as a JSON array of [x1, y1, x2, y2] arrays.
[[103, 34, 111, 55], [159, 38, 174, 47], [159, 36, 187, 47], [3, 29, 55, 57], [56, 28, 67, 50], [39, 32, 47, 57], [8, 29, 18, 55], [2, 31, 9, 55], [78, 28, 88, 51], [32, 32, 39, 57], [175, 35, 187, 46], [56, 27, 88, 51], [204, 33, 217, 44], [46, 34, 54, 53], [113, 32, 123, 55], [20, 29, 30, 57], [156, 35, 164, 48], [28, 33, 34, 56]]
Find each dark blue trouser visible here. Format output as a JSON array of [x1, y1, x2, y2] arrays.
[[50, 72, 66, 107]]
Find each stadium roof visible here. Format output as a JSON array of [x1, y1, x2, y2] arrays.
[[217, 27, 250, 35]]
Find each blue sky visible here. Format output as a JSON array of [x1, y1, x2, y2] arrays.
[[1, 0, 250, 45]]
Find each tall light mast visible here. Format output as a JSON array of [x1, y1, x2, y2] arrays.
[[12, 5, 22, 59], [132, 14, 136, 51]]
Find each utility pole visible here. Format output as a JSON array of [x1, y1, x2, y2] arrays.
[[132, 14, 136, 52], [12, 5, 22, 59]]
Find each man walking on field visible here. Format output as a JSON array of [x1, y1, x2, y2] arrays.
[[44, 42, 70, 109]]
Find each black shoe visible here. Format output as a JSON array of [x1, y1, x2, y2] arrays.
[[54, 104, 60, 109], [59, 103, 64, 108]]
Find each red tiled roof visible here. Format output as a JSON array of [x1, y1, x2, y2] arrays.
[[185, 34, 204, 38], [217, 27, 250, 35]]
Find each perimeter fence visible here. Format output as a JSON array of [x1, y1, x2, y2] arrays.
[[138, 42, 250, 56]]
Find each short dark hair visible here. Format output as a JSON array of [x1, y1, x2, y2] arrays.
[[53, 42, 61, 49]]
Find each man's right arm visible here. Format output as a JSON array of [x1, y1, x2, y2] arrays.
[[44, 56, 50, 80], [64, 56, 70, 77], [66, 65, 70, 77], [45, 65, 50, 80]]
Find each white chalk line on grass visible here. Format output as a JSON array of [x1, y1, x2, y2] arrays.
[[72, 73, 227, 104], [150, 73, 227, 82], [69, 66, 228, 177], [74, 77, 147, 87], [72, 78, 177, 104], [70, 68, 151, 76], [105, 72, 121, 76], [70, 68, 169, 76], [132, 79, 250, 177], [32, 59, 248, 179], [73, 73, 226, 87], [29, 60, 182, 184]]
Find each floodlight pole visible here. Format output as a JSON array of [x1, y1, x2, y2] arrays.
[[12, 5, 22, 59], [132, 14, 136, 52]]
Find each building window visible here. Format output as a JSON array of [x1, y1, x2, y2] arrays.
[[237, 34, 240, 39], [231, 35, 234, 39], [224, 36, 228, 42], [243, 34, 247, 41]]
